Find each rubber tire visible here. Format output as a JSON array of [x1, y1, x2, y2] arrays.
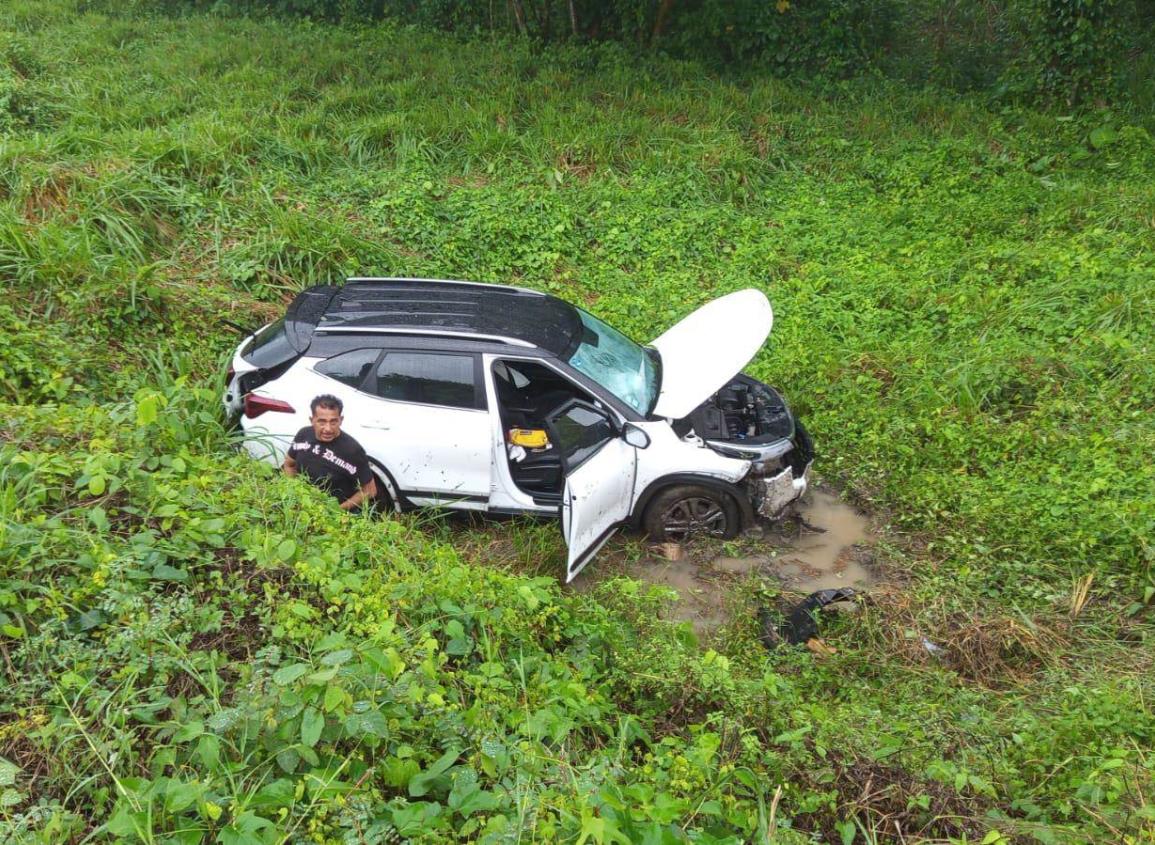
[[368, 464, 400, 515], [642, 484, 741, 542]]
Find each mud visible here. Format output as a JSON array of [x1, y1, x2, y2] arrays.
[[618, 555, 732, 632], [713, 490, 874, 591], [617, 488, 877, 635]]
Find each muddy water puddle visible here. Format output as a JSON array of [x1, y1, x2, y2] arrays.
[[618, 489, 877, 635]]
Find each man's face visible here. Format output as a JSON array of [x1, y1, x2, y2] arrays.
[[311, 406, 342, 442]]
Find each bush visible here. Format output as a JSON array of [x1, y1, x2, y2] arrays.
[[658, 0, 898, 74], [95, 0, 1155, 104], [1012, 0, 1123, 104]]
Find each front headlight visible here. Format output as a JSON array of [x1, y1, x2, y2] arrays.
[[708, 435, 795, 466]]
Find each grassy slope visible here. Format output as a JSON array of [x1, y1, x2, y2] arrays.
[[1, 1, 1154, 842]]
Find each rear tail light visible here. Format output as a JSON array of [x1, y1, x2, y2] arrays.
[[243, 394, 295, 419], [226, 365, 236, 383]]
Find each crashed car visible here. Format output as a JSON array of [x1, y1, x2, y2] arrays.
[[224, 278, 813, 581]]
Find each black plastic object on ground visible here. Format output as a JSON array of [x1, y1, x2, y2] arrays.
[[759, 587, 858, 649]]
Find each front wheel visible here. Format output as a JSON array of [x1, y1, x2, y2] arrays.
[[642, 484, 741, 542]]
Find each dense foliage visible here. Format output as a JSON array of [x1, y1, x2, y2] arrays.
[[135, 0, 1155, 103], [2, 1, 1154, 842]]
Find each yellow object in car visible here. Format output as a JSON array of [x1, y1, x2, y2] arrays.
[[508, 428, 550, 449]]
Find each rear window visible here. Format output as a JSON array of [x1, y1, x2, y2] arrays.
[[372, 352, 481, 410], [243, 319, 300, 369]]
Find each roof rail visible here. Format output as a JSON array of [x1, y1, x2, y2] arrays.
[[313, 326, 535, 348], [344, 277, 545, 297]]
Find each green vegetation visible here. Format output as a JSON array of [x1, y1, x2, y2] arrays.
[[145, 0, 1155, 104], [2, 1, 1154, 842]]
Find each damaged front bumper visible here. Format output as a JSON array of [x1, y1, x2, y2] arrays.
[[757, 464, 810, 518], [747, 420, 814, 519]]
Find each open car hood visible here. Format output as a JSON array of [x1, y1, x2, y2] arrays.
[[649, 289, 774, 419]]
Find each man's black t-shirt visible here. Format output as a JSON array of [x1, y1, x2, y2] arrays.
[[288, 427, 373, 504]]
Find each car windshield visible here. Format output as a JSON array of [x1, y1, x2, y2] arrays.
[[566, 309, 659, 416]]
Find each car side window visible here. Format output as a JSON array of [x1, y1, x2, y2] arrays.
[[315, 348, 382, 390], [373, 352, 481, 409], [546, 401, 617, 471]]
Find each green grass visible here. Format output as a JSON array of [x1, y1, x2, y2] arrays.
[[1, 1, 1153, 842]]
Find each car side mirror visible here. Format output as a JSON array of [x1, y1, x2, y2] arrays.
[[622, 423, 650, 449]]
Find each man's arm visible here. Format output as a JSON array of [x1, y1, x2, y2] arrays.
[[282, 453, 299, 476], [339, 477, 377, 511], [340, 451, 376, 511]]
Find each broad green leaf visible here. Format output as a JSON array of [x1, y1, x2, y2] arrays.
[[88, 506, 109, 531], [136, 393, 161, 427], [1088, 125, 1118, 149], [448, 775, 499, 817], [220, 811, 274, 845], [446, 637, 472, 656], [870, 743, 902, 760], [298, 746, 319, 767], [206, 707, 241, 733], [320, 648, 353, 667], [0, 759, 18, 788], [164, 779, 201, 813], [275, 748, 300, 774], [151, 563, 188, 582], [773, 725, 812, 744], [273, 663, 309, 686], [251, 779, 295, 810], [381, 756, 421, 788], [173, 721, 204, 743], [197, 735, 221, 770], [392, 801, 442, 836], [344, 711, 390, 734], [308, 667, 338, 684], [364, 647, 406, 680], [107, 800, 145, 838], [409, 748, 460, 797], [301, 706, 324, 748], [697, 799, 722, 816]]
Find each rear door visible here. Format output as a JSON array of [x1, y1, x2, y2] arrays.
[[545, 400, 638, 583], [350, 349, 492, 507]]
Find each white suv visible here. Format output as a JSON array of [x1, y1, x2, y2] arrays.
[[223, 278, 813, 582]]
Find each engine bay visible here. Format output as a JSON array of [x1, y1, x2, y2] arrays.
[[675, 375, 794, 445]]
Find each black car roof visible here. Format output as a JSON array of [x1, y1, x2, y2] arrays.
[[291, 278, 584, 358]]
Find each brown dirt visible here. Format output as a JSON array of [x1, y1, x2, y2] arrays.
[[796, 754, 989, 842], [22, 178, 73, 221], [554, 149, 597, 181], [586, 487, 882, 637], [874, 590, 1067, 687], [0, 714, 54, 805]]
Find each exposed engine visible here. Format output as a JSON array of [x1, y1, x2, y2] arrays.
[[675, 374, 794, 445]]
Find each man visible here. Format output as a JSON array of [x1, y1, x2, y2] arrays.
[[283, 395, 378, 511]]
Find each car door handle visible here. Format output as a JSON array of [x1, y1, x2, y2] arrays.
[[364, 424, 391, 431]]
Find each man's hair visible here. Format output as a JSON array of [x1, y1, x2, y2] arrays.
[[311, 394, 343, 416]]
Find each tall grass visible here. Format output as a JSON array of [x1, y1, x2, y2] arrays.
[[1, 2, 1153, 841]]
